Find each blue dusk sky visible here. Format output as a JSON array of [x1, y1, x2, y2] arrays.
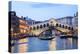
[[11, 1, 77, 21]]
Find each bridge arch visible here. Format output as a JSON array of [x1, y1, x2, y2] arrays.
[[40, 25, 43, 28], [59, 24, 61, 27], [46, 23, 49, 27], [38, 26, 63, 36], [43, 24, 46, 28], [33, 26, 36, 30], [37, 25, 39, 29]]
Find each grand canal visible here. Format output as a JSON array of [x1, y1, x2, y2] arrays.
[[11, 36, 78, 53]]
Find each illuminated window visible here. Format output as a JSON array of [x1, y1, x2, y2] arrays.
[[19, 25, 25, 28], [20, 29, 23, 33], [24, 30, 26, 33], [19, 20, 26, 24]]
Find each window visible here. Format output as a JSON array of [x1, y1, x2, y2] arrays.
[[19, 20, 26, 24], [19, 25, 26, 29], [20, 29, 23, 33], [23, 30, 26, 33]]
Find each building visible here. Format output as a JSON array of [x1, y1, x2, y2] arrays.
[[24, 16, 35, 25], [24, 16, 42, 25], [72, 12, 78, 36], [10, 11, 19, 37], [19, 16, 30, 34], [10, 11, 30, 39], [56, 12, 78, 28], [74, 12, 78, 27], [56, 16, 73, 26], [9, 11, 30, 52]]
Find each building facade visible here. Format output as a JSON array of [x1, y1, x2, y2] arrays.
[[10, 11, 19, 38], [56, 16, 73, 26], [74, 12, 78, 27], [19, 16, 30, 34], [10, 11, 30, 39]]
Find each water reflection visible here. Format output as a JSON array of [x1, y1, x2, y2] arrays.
[[28, 36, 77, 52], [28, 37, 49, 52], [12, 36, 78, 53]]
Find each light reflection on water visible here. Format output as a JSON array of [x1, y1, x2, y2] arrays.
[[12, 36, 78, 53], [28, 36, 78, 52], [28, 37, 49, 52]]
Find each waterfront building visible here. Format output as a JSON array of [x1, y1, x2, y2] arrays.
[[19, 16, 30, 34], [56, 12, 78, 28], [10, 11, 30, 39], [10, 11, 20, 37], [56, 16, 73, 26]]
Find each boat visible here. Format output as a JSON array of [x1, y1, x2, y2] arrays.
[[38, 34, 55, 40], [60, 34, 77, 38]]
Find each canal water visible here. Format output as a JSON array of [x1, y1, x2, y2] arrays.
[[12, 36, 78, 53]]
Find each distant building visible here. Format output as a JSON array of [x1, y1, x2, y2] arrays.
[[24, 16, 35, 25], [24, 16, 42, 25], [56, 16, 73, 26], [56, 12, 78, 28], [34, 21, 42, 24]]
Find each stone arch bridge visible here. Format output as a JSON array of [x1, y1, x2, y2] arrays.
[[29, 18, 75, 36]]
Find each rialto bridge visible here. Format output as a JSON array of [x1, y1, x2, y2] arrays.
[[29, 18, 75, 36]]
